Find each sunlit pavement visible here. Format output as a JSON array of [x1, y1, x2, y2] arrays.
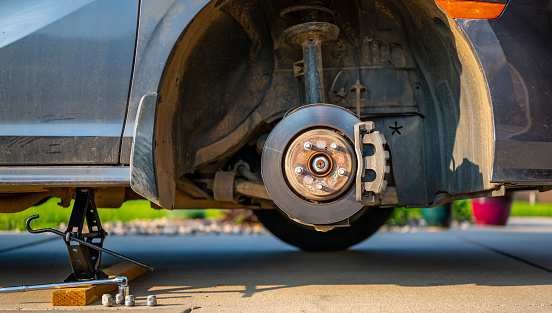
[[1, 217, 552, 312]]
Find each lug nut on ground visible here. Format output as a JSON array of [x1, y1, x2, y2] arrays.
[[102, 294, 113, 307], [115, 293, 124, 305], [125, 295, 135, 306], [147, 295, 158, 307]]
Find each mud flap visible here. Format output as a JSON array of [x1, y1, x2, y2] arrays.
[[130, 93, 165, 206]]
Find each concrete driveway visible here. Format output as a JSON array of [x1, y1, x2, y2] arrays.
[[1, 218, 552, 312]]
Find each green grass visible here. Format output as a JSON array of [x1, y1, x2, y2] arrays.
[[386, 207, 421, 226], [510, 201, 552, 217], [0, 198, 74, 231], [1, 197, 552, 231], [0, 198, 220, 231]]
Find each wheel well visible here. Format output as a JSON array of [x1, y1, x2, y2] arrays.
[[153, 0, 495, 208]]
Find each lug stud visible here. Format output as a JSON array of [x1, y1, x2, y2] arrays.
[[330, 142, 338, 150], [304, 142, 312, 150], [295, 167, 303, 175], [338, 168, 346, 176], [316, 183, 324, 190]]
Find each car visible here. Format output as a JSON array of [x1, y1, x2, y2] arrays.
[[1, 0, 551, 254]]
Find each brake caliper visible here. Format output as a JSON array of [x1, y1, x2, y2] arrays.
[[354, 121, 390, 205]]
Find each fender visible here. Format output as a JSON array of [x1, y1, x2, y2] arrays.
[[129, 0, 274, 207], [128, 0, 210, 207], [451, 1, 552, 184]]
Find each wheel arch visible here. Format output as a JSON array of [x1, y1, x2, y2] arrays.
[[130, 0, 499, 208], [132, 0, 276, 208]]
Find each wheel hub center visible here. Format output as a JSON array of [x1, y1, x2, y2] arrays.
[[309, 153, 332, 176]]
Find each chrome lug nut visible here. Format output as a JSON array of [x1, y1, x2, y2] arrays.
[[338, 168, 346, 176], [115, 293, 124, 305], [330, 142, 338, 150], [102, 294, 113, 307], [316, 183, 324, 190], [295, 167, 303, 175], [125, 295, 135, 307], [147, 295, 158, 307], [304, 142, 312, 150]]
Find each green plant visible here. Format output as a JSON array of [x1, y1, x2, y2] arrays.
[[386, 207, 422, 226], [453, 200, 472, 222], [386, 200, 474, 226]]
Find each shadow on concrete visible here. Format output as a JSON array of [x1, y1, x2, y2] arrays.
[[1, 231, 552, 303]]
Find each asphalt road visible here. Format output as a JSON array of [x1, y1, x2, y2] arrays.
[[1, 218, 552, 312]]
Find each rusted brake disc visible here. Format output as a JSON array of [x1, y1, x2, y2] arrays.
[[262, 104, 364, 225]]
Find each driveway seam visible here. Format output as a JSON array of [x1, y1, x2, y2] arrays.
[[453, 233, 552, 274], [0, 236, 58, 255]]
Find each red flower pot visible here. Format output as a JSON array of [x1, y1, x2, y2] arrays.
[[471, 193, 513, 226]]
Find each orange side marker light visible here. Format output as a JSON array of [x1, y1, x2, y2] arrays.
[[435, 0, 507, 19]]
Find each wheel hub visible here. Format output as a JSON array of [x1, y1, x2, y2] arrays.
[[283, 128, 355, 202]]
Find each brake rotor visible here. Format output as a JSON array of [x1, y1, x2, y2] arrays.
[[262, 104, 363, 225]]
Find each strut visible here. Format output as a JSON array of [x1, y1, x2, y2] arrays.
[[282, 3, 339, 104]]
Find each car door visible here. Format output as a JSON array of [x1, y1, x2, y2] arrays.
[[0, 0, 138, 165]]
